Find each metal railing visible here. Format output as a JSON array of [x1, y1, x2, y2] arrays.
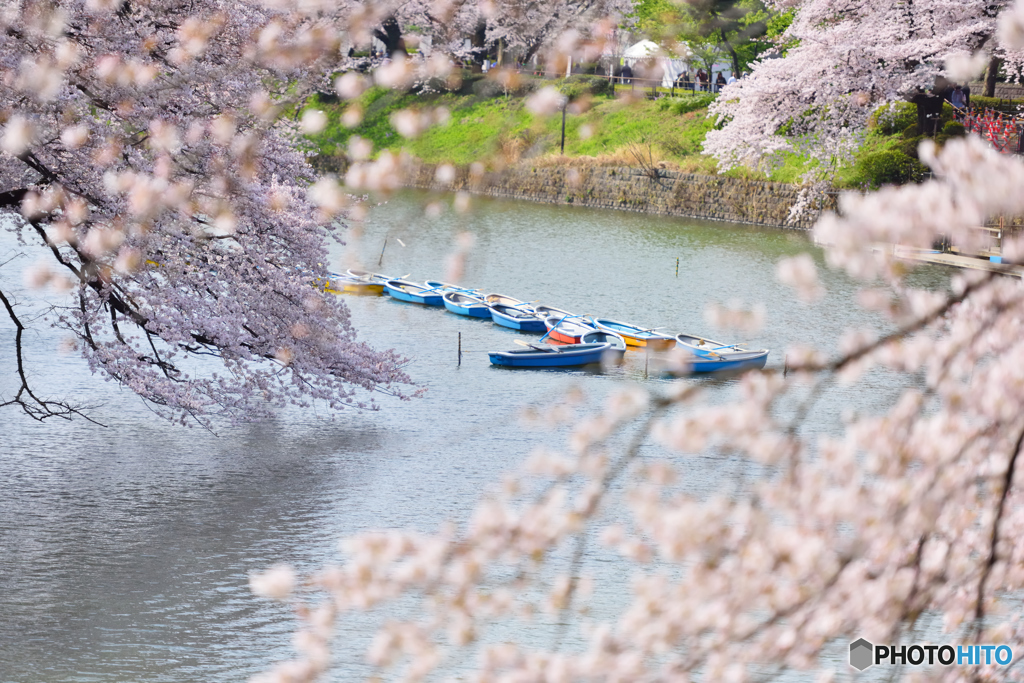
[[497, 66, 725, 99]]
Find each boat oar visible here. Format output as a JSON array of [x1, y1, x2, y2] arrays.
[[539, 313, 571, 343], [513, 339, 561, 352]]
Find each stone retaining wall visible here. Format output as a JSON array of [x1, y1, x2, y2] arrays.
[[404, 163, 835, 230]]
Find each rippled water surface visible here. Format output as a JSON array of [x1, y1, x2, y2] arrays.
[[0, 192, 949, 681]]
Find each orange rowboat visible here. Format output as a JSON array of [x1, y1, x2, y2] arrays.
[[541, 314, 596, 344]]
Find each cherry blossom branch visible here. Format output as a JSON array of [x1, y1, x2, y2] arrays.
[[0, 285, 102, 424], [974, 419, 1024, 641], [793, 273, 998, 375]]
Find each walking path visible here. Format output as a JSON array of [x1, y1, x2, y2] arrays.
[[893, 245, 1024, 278]]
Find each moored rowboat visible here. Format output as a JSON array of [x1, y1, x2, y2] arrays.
[[426, 280, 479, 294], [580, 329, 627, 363], [443, 291, 491, 318], [590, 317, 675, 350], [384, 279, 446, 306], [489, 342, 614, 368], [346, 269, 391, 284], [534, 304, 575, 318], [489, 303, 547, 332], [678, 350, 769, 374], [542, 313, 596, 344], [328, 272, 386, 295], [674, 333, 764, 359], [484, 293, 532, 309]]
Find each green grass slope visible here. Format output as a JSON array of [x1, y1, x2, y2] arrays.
[[304, 77, 1001, 189]]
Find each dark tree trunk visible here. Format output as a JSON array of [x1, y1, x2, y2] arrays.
[[373, 16, 406, 58], [985, 56, 1002, 97], [470, 20, 487, 72], [909, 92, 944, 135], [722, 39, 741, 78]]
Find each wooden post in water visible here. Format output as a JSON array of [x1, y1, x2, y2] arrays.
[[458, 332, 462, 366], [644, 350, 649, 379], [377, 237, 387, 266]]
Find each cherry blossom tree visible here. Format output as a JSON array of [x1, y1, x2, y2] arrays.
[[0, 0, 416, 425], [704, 0, 1014, 177]]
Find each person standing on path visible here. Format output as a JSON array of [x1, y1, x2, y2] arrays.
[[951, 85, 968, 120]]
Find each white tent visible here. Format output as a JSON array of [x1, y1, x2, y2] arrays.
[[623, 39, 661, 60], [622, 40, 690, 88]]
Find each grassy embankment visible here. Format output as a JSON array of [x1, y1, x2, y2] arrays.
[[304, 75, 1013, 189]]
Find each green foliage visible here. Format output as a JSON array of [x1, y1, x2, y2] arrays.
[[902, 124, 921, 139], [303, 84, 723, 171], [761, 8, 798, 57], [968, 95, 1024, 113], [938, 102, 956, 129], [855, 149, 928, 188], [657, 93, 718, 115], [899, 135, 925, 159], [406, 97, 533, 164], [869, 101, 918, 135], [559, 75, 612, 99], [943, 121, 966, 137], [302, 74, 949, 190], [766, 8, 795, 39], [630, 0, 684, 37], [673, 0, 779, 75]]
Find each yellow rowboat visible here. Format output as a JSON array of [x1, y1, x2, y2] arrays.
[[589, 317, 675, 350], [325, 272, 386, 295]]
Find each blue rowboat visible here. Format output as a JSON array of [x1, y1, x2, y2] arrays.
[[590, 317, 675, 350], [484, 293, 532, 308], [580, 329, 627, 363], [489, 342, 614, 368], [674, 332, 765, 360], [443, 291, 491, 318], [534, 305, 575, 318], [384, 279, 445, 306], [425, 280, 480, 294], [489, 303, 547, 332], [681, 350, 769, 374]]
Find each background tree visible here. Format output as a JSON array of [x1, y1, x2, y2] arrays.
[[678, 0, 773, 77], [632, 0, 781, 76], [704, 0, 1017, 177]]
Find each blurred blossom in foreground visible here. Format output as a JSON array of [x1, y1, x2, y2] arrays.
[[775, 253, 824, 302], [526, 86, 566, 116], [249, 565, 296, 600]]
